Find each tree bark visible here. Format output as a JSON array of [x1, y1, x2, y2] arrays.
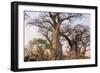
[[70, 43, 77, 59], [51, 24, 63, 60], [70, 42, 81, 59]]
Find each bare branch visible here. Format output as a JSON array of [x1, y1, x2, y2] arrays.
[[59, 14, 82, 24], [60, 15, 75, 22], [43, 34, 51, 44], [42, 20, 53, 26], [28, 22, 52, 31], [38, 28, 51, 44], [60, 32, 72, 47]]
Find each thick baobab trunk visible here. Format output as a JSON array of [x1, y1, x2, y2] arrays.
[[70, 43, 80, 59], [51, 25, 63, 60], [70, 43, 77, 59]]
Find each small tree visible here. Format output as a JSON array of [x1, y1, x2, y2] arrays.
[[28, 39, 52, 61]]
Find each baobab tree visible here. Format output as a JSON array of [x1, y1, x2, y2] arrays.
[[60, 24, 90, 59], [26, 11, 83, 59]]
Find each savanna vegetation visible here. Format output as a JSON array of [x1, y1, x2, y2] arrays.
[[24, 12, 90, 61]]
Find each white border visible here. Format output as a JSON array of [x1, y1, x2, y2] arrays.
[[18, 5, 96, 68]]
